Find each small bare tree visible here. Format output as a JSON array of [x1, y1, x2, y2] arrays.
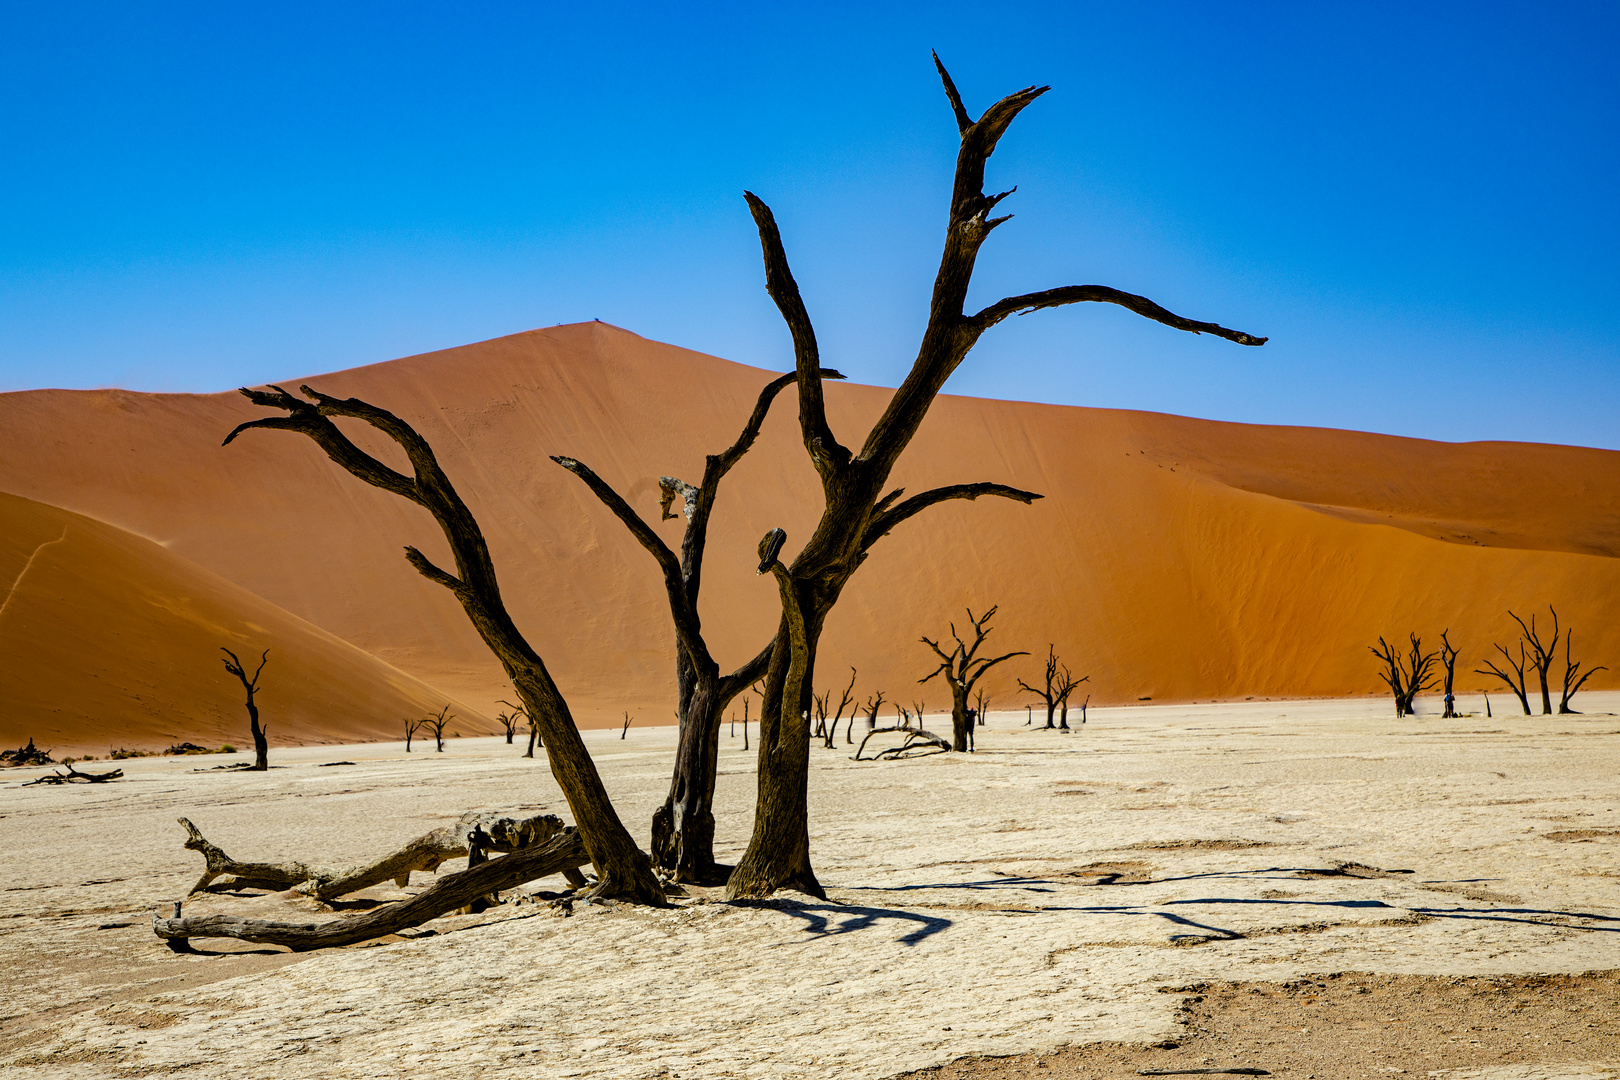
[[1370, 634, 1437, 717], [861, 690, 887, 733], [1018, 645, 1088, 730], [220, 647, 269, 771], [821, 668, 857, 749], [1477, 638, 1532, 716], [496, 708, 522, 744], [1558, 630, 1607, 714], [621, 712, 634, 740], [1439, 630, 1460, 717], [402, 716, 420, 752], [920, 606, 1026, 752], [1511, 608, 1560, 715], [422, 706, 453, 753]]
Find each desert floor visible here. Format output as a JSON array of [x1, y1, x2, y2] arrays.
[[2, 695, 1618, 1079]]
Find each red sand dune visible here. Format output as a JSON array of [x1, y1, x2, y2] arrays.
[[0, 492, 491, 752], [0, 322, 1615, 746]]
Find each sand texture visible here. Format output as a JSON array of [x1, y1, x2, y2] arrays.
[[0, 491, 491, 751], [1, 322, 1616, 745], [2, 697, 1616, 1077]]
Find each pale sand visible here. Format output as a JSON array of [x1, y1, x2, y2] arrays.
[[2, 695, 1617, 1077]]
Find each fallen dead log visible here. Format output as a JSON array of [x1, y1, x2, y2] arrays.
[[180, 811, 586, 899], [153, 827, 588, 951], [22, 763, 123, 785], [853, 726, 951, 761]]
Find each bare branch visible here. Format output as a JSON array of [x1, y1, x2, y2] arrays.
[[971, 285, 1267, 347], [932, 50, 974, 133], [863, 482, 1042, 551]]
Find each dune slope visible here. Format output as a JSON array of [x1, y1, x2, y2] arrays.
[[0, 322, 1614, 739], [0, 492, 489, 751]]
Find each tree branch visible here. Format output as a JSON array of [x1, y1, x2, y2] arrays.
[[970, 285, 1267, 347], [862, 482, 1043, 551], [932, 50, 973, 133], [743, 193, 850, 478]]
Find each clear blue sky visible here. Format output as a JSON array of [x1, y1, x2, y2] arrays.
[[2, 2, 1616, 449]]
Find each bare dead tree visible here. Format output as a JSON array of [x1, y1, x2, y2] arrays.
[[821, 668, 858, 749], [220, 647, 269, 771], [1370, 634, 1436, 717], [402, 716, 420, 752], [620, 711, 633, 740], [1018, 645, 1088, 730], [421, 706, 453, 753], [728, 55, 1262, 898], [1477, 638, 1532, 716], [1439, 630, 1460, 718], [862, 690, 887, 734], [496, 709, 522, 744], [1510, 608, 1561, 715], [499, 698, 538, 758], [920, 605, 1026, 752], [1370, 636, 1406, 716], [972, 685, 990, 728], [1403, 634, 1439, 715], [549, 369, 842, 884], [1558, 630, 1607, 714], [226, 388, 663, 904]]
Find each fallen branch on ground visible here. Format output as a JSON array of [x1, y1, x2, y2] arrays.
[[153, 828, 588, 951], [23, 763, 123, 785], [853, 726, 951, 761], [179, 811, 586, 899]]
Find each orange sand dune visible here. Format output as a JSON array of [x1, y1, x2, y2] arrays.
[[0, 322, 1614, 745], [0, 492, 491, 752]]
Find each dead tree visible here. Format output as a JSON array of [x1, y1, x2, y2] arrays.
[[1018, 645, 1088, 730], [972, 686, 990, 728], [496, 708, 521, 744], [861, 690, 887, 734], [23, 763, 122, 785], [827, 669, 858, 747], [1477, 638, 1532, 715], [1511, 608, 1561, 714], [1558, 630, 1607, 714], [1439, 630, 1460, 718], [220, 647, 269, 770], [499, 698, 538, 757], [724, 55, 1263, 899], [853, 726, 951, 761], [1370, 634, 1437, 717], [620, 711, 633, 740], [422, 705, 453, 752], [920, 605, 1026, 752], [227, 388, 664, 904], [154, 827, 588, 951], [402, 716, 420, 752]]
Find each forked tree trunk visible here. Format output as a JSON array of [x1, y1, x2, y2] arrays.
[[726, 56, 1262, 898]]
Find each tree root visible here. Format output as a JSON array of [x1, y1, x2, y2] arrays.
[[153, 828, 588, 951], [179, 811, 585, 899], [852, 726, 951, 761]]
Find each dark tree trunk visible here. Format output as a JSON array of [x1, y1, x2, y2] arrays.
[[733, 56, 1261, 899], [949, 681, 971, 752], [226, 389, 664, 905], [221, 648, 269, 771]]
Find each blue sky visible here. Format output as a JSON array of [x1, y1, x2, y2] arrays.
[[2, 2, 1616, 448]]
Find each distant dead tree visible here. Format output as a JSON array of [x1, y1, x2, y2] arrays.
[[1439, 630, 1461, 718], [1369, 634, 1437, 717], [402, 716, 420, 752], [220, 647, 269, 771], [496, 707, 522, 744], [920, 606, 1026, 752], [498, 699, 538, 758], [1558, 630, 1607, 714], [820, 668, 858, 749], [726, 54, 1263, 899], [227, 386, 664, 903], [422, 706, 453, 753], [1018, 645, 1088, 730], [1511, 608, 1561, 715], [861, 690, 887, 734], [621, 712, 633, 740], [972, 685, 990, 728], [1477, 638, 1532, 715]]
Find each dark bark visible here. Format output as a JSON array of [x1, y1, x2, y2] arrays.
[[154, 828, 588, 951], [1558, 630, 1607, 714], [225, 387, 664, 905], [1018, 645, 1087, 730], [1510, 608, 1560, 715], [920, 606, 1025, 751], [220, 647, 269, 770], [728, 55, 1260, 898], [1440, 630, 1460, 718], [552, 370, 833, 884], [1477, 639, 1532, 715]]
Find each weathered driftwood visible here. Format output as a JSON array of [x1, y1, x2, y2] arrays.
[[180, 811, 582, 899], [22, 763, 123, 785], [153, 828, 588, 951], [853, 726, 950, 761]]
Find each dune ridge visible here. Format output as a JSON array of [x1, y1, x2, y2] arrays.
[[0, 321, 1615, 745]]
